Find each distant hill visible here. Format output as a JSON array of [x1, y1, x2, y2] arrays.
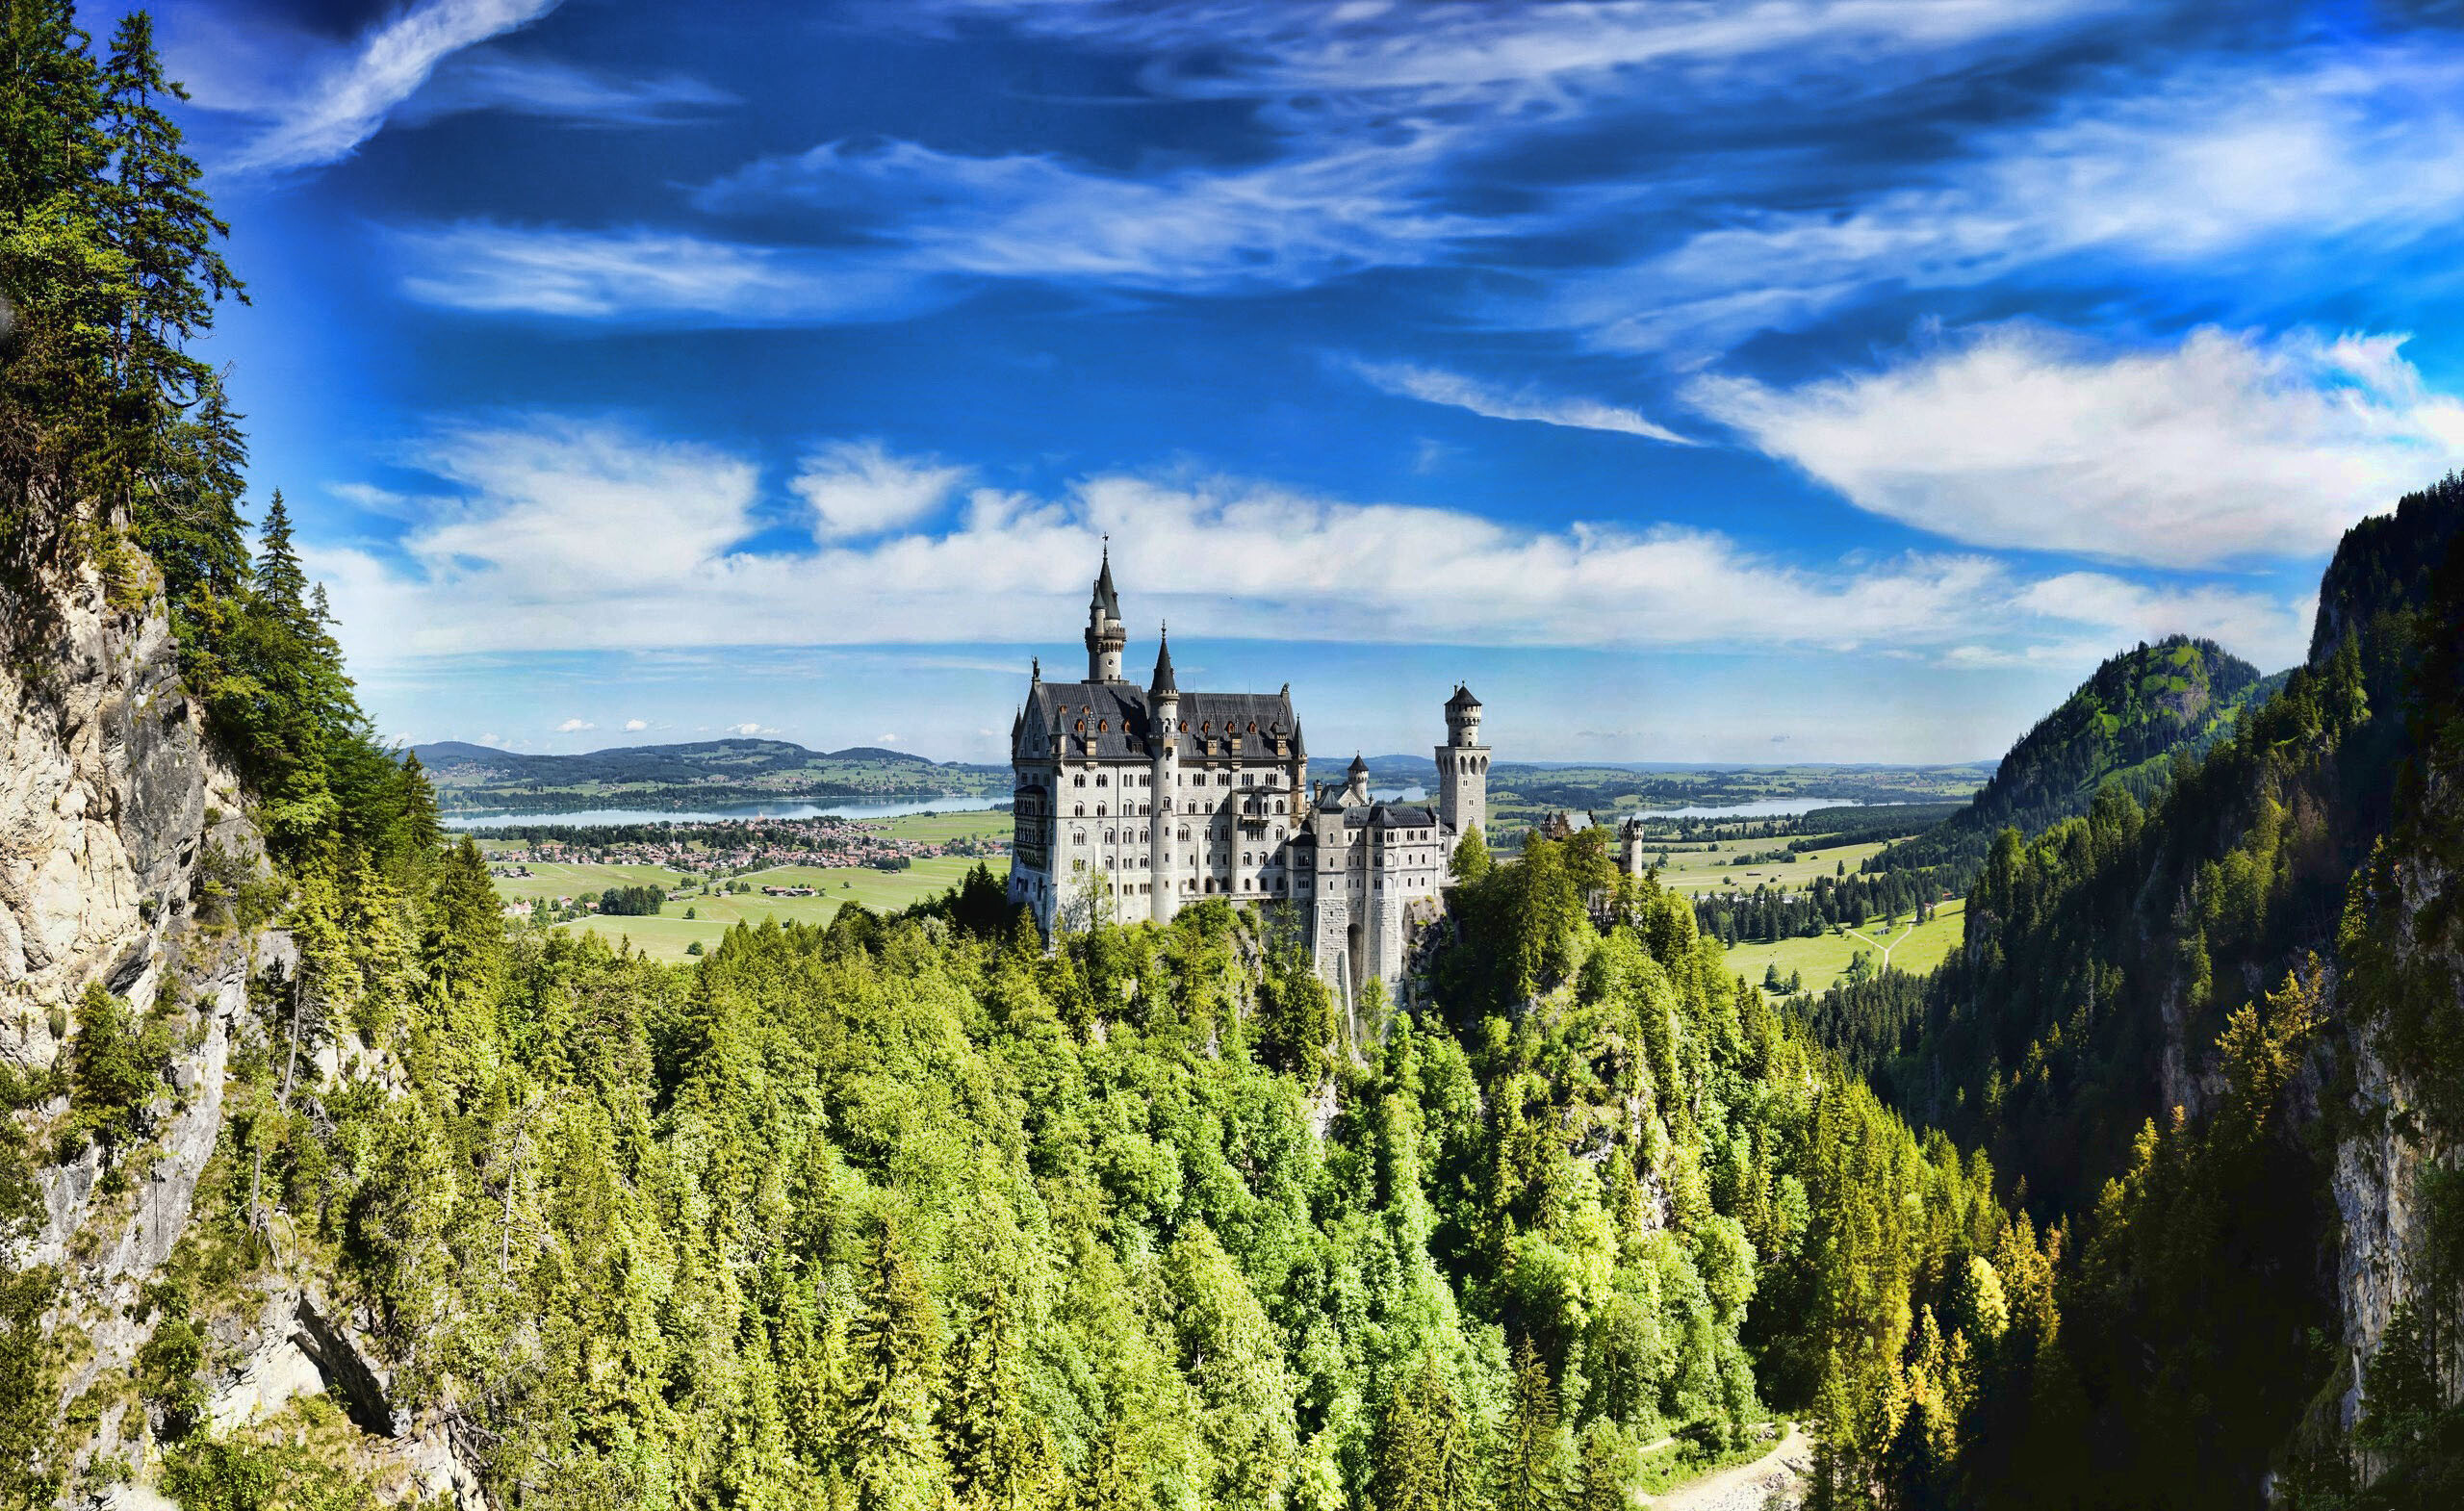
[[1877, 635, 2277, 874], [410, 737, 1008, 813]]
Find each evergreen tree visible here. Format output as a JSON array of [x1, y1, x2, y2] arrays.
[[1373, 1352, 1478, 1511], [940, 1280, 1050, 1511], [845, 1215, 943, 1511], [1496, 1334, 1563, 1511]]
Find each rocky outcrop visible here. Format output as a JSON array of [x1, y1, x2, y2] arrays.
[[0, 565, 254, 1061], [0, 562, 491, 1508]]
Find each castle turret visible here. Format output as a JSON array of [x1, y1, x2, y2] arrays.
[[1344, 752, 1371, 806], [1437, 684, 1487, 852], [1148, 627, 1179, 924], [1084, 547, 1127, 680]]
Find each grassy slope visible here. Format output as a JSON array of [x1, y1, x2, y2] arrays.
[[1720, 898, 1966, 994], [555, 857, 987, 961]]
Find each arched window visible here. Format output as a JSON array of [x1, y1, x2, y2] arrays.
[[1073, 773, 1086, 787], [1242, 851, 1252, 864], [1070, 829, 1085, 845], [1096, 773, 1109, 786], [1072, 804, 1084, 817], [1096, 803, 1107, 816], [1274, 800, 1285, 814]]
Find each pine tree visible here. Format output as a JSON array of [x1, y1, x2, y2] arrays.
[[940, 1280, 1050, 1511], [1571, 1424, 1628, 1511], [845, 1214, 943, 1511], [1496, 1333, 1564, 1511], [1373, 1351, 1477, 1511]]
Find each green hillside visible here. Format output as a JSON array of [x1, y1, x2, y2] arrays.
[[1877, 636, 2272, 874], [411, 737, 1009, 813]]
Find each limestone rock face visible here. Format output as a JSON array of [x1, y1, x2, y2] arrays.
[[0, 568, 246, 1053], [0, 568, 489, 1507]]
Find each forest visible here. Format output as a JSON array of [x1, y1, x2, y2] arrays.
[[8, 8, 2464, 1511]]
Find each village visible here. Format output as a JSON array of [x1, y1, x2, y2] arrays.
[[476, 812, 1009, 914]]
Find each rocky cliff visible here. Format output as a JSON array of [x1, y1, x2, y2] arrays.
[[1, 566, 479, 1509]]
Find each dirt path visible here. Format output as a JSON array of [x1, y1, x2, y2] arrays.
[[1643, 1422, 1810, 1511], [1842, 921, 1913, 969]]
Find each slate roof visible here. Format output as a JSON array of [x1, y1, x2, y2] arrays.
[[1092, 551, 1120, 617], [1447, 683, 1481, 711], [1015, 680, 1302, 762], [1351, 803, 1440, 831]]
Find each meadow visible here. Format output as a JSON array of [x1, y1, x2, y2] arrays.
[[553, 857, 989, 961], [1720, 897, 1967, 995], [1642, 838, 1894, 894]]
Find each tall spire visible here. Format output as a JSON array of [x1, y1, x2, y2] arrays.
[[1084, 539, 1128, 680], [1092, 538, 1120, 617], [1149, 623, 1177, 697]]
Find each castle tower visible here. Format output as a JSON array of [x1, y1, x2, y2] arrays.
[[1148, 627, 1179, 925], [1437, 684, 1487, 850], [1343, 752, 1371, 806], [1084, 547, 1127, 681]]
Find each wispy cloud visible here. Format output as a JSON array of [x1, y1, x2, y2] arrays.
[[1561, 44, 2464, 354], [308, 417, 2316, 676], [398, 56, 736, 127], [1348, 359, 1692, 444], [229, 0, 564, 172], [555, 717, 595, 732], [393, 223, 952, 323], [1688, 322, 2464, 567], [693, 134, 1484, 293], [904, 0, 2132, 100]]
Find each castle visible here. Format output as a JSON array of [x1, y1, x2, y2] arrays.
[[1006, 551, 1490, 1003]]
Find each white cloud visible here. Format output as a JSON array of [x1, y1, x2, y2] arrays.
[[308, 415, 2317, 676], [397, 57, 734, 126], [693, 133, 1484, 294], [792, 442, 969, 539], [229, 0, 563, 172], [1566, 44, 2464, 353], [393, 223, 949, 323], [1688, 322, 2464, 566], [555, 718, 595, 732], [479, 732, 501, 744], [726, 722, 780, 736], [1349, 359, 1692, 444], [911, 0, 2124, 99], [623, 718, 650, 731]]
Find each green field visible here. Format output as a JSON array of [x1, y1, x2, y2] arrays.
[[1721, 897, 1966, 994], [555, 856, 988, 961], [1646, 838, 1892, 894], [871, 809, 1011, 843], [483, 859, 695, 901]]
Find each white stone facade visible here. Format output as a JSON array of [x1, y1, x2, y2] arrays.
[[1006, 554, 1489, 1004]]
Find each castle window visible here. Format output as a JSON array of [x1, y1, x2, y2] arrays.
[[1073, 805, 1084, 817], [1106, 830, 1116, 843], [1096, 803, 1107, 816], [1096, 773, 1109, 786], [1274, 800, 1285, 814]]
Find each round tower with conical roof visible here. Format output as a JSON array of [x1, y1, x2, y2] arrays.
[[1437, 684, 1488, 856], [1084, 546, 1127, 681]]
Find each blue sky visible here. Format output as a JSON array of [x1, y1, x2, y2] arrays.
[[124, 0, 2464, 763]]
